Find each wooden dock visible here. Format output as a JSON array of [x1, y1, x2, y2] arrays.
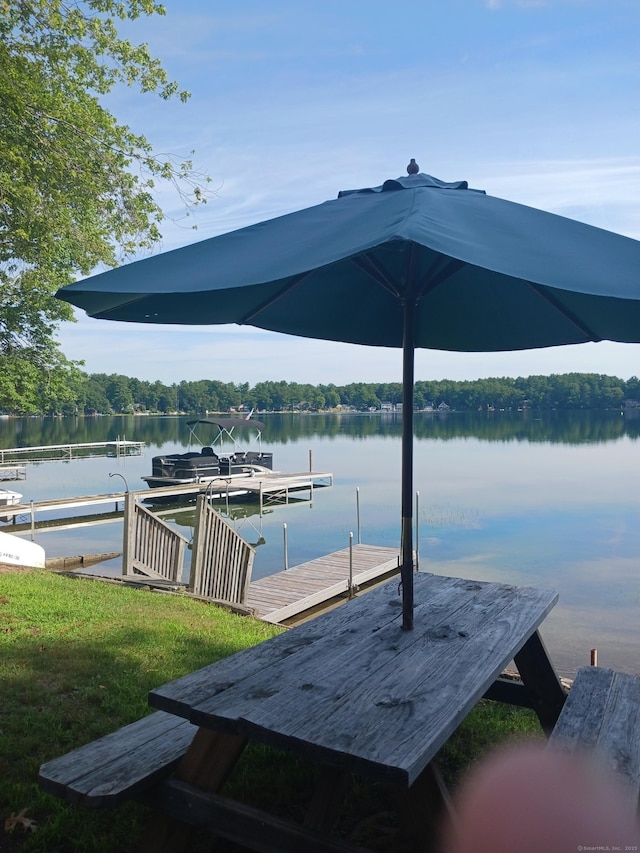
[[0, 471, 333, 529], [246, 543, 401, 623]]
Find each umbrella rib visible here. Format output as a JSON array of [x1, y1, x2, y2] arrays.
[[240, 271, 315, 324], [351, 254, 402, 298], [526, 282, 602, 342], [416, 257, 466, 301], [92, 294, 150, 319]]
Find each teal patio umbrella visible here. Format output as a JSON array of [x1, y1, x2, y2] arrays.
[[57, 166, 640, 629]]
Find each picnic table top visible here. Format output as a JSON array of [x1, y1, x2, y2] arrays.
[[150, 572, 559, 787]]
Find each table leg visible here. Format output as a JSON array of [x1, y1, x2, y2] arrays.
[[391, 761, 455, 852], [138, 727, 247, 853], [303, 766, 350, 833], [514, 630, 567, 733]]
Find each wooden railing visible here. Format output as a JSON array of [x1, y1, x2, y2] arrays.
[[189, 495, 255, 605], [122, 493, 187, 581]]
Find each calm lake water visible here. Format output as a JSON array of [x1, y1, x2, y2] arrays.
[[1, 411, 639, 679]]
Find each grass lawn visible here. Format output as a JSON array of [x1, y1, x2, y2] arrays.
[[0, 570, 543, 852]]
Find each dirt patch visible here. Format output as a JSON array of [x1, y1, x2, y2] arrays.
[[0, 562, 34, 575]]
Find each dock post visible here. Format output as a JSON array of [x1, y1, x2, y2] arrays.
[[348, 532, 354, 598], [283, 523, 288, 571], [30, 500, 35, 541], [356, 487, 361, 544], [122, 492, 135, 576], [415, 491, 419, 572], [309, 449, 313, 473]]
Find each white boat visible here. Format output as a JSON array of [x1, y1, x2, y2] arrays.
[[0, 488, 22, 521], [0, 488, 22, 508], [0, 530, 45, 569]]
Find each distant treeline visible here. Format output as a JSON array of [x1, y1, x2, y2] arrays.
[[12, 370, 640, 416]]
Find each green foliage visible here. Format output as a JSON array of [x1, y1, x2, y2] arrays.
[[48, 371, 640, 416], [0, 1, 209, 393], [1, 366, 639, 416], [0, 348, 84, 414], [0, 571, 280, 851]]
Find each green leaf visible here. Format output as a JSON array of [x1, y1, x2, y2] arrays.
[[0, 1, 213, 412]]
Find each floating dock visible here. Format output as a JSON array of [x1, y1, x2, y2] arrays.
[[246, 543, 401, 623], [0, 465, 26, 481], [0, 439, 144, 466]]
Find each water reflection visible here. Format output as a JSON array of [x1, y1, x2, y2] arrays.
[[3, 409, 640, 450]]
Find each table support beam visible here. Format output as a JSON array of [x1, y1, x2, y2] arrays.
[[148, 776, 370, 853], [138, 728, 246, 853], [483, 677, 534, 708], [514, 630, 567, 733], [390, 760, 455, 850]]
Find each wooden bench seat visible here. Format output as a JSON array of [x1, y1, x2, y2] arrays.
[[38, 711, 197, 808], [548, 666, 640, 810]]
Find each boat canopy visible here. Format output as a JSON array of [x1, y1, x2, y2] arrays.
[[186, 417, 265, 431]]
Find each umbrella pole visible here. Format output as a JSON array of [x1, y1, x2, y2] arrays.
[[401, 299, 415, 630]]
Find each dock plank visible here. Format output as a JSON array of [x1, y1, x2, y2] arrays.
[[246, 544, 400, 623]]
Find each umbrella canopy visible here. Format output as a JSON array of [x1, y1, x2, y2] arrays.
[[57, 168, 640, 629]]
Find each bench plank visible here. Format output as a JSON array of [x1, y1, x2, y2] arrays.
[[39, 711, 197, 808], [549, 666, 640, 809]]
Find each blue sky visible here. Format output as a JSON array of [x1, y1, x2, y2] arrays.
[[55, 0, 640, 385]]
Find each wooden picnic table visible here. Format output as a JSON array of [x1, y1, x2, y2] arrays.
[[140, 571, 565, 851]]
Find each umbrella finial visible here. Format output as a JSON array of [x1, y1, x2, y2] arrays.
[[407, 158, 419, 175]]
